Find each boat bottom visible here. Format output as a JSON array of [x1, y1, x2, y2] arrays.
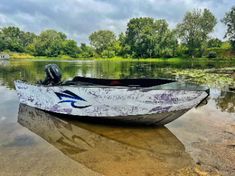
[[27, 105, 190, 126]]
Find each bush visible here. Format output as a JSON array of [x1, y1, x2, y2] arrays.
[[101, 50, 115, 58], [162, 49, 173, 58], [207, 51, 217, 58]]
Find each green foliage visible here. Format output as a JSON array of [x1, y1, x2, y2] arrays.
[[118, 32, 131, 57], [207, 51, 217, 58], [101, 50, 116, 58], [78, 43, 96, 58], [176, 44, 188, 57], [32, 30, 66, 57], [222, 6, 235, 50], [221, 41, 231, 49], [125, 17, 178, 58], [0, 26, 36, 53], [0, 27, 81, 58], [208, 38, 222, 48], [112, 40, 122, 56], [62, 40, 78, 57], [89, 30, 116, 54], [177, 9, 217, 57], [21, 32, 37, 48], [125, 17, 155, 57]]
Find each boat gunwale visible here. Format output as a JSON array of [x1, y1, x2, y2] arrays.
[[14, 80, 210, 94]]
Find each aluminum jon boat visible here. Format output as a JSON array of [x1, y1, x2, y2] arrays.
[[14, 64, 209, 125]]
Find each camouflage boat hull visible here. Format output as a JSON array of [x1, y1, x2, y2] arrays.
[[15, 80, 208, 125]]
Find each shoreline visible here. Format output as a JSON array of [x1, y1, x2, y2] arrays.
[[8, 53, 235, 62]]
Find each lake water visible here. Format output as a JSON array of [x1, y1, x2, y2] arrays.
[[0, 59, 234, 176]]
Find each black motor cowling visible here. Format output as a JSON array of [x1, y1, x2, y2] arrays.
[[41, 64, 62, 85]]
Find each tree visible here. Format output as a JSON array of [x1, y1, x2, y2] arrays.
[[222, 6, 235, 50], [177, 9, 217, 57], [153, 20, 178, 57], [125, 17, 155, 57], [79, 43, 95, 57], [112, 40, 122, 56], [118, 32, 131, 57], [0, 30, 6, 51], [32, 30, 67, 57], [0, 26, 36, 53], [21, 32, 37, 48], [62, 40, 78, 57], [208, 38, 222, 48], [0, 26, 24, 52], [89, 30, 116, 54], [125, 17, 177, 58], [0, 27, 36, 52], [0, 26, 80, 58]]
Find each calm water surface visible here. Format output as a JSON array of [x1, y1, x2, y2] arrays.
[[0, 59, 234, 176]]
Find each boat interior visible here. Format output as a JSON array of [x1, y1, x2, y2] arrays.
[[63, 76, 175, 87]]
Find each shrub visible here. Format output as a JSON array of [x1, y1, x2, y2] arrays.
[[208, 51, 217, 58], [163, 49, 173, 58], [101, 50, 115, 58]]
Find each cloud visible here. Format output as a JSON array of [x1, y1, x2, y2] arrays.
[[0, 0, 233, 43], [0, 116, 6, 121]]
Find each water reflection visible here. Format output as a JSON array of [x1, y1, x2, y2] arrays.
[[0, 59, 235, 90], [216, 91, 235, 113], [0, 86, 18, 123], [0, 60, 9, 66], [18, 104, 195, 175]]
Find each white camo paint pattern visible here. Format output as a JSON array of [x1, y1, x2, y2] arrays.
[[14, 81, 208, 117]]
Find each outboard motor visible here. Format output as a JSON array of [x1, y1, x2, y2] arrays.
[[40, 64, 62, 85]]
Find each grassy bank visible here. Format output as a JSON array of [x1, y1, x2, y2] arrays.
[[10, 53, 75, 60], [9, 52, 235, 62]]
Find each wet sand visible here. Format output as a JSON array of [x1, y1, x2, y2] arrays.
[[167, 96, 235, 176]]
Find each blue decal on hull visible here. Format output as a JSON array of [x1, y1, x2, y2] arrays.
[[55, 90, 91, 109]]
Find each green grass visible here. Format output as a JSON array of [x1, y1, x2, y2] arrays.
[[10, 52, 35, 59], [9, 52, 235, 62], [86, 57, 219, 62]]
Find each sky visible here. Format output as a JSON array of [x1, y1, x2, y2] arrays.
[[0, 0, 234, 44]]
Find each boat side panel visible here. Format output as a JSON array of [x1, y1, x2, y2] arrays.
[[14, 81, 208, 117]]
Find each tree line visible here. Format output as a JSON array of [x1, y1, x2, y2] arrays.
[[0, 7, 235, 59]]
